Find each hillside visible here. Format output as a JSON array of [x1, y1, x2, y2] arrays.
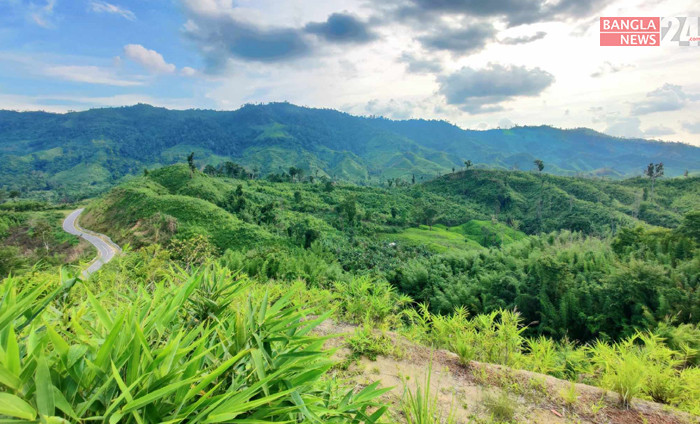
[[2, 103, 699, 200], [76, 165, 700, 342], [2, 165, 698, 421]]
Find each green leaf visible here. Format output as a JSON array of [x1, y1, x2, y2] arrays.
[[0, 393, 37, 420], [4, 327, 20, 376], [0, 364, 21, 391], [86, 290, 113, 329], [67, 345, 88, 369], [250, 349, 269, 396], [51, 387, 78, 421], [121, 378, 194, 413], [35, 355, 55, 417]]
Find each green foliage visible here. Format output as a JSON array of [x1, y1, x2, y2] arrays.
[[221, 245, 343, 286], [347, 321, 395, 361], [559, 382, 578, 408], [334, 276, 412, 327], [0, 268, 389, 423], [0, 205, 92, 277], [168, 234, 216, 269]]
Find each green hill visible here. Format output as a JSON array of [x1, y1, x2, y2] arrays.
[[77, 165, 698, 341], [82, 165, 275, 251], [2, 103, 699, 201]]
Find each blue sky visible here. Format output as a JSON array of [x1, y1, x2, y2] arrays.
[[0, 0, 699, 145]]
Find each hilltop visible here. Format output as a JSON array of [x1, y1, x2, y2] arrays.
[[2, 103, 699, 200]]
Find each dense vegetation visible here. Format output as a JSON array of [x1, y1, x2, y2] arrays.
[[0, 201, 92, 275], [0, 267, 390, 422], [2, 160, 698, 420], [72, 164, 700, 343], [2, 103, 699, 201]]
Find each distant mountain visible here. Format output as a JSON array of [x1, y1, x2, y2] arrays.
[[1, 102, 698, 200]]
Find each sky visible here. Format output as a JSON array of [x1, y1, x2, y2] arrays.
[[0, 0, 699, 145]]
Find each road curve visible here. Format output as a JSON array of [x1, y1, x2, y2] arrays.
[[63, 208, 121, 277]]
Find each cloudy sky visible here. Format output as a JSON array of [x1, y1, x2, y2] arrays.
[[1, 0, 699, 145]]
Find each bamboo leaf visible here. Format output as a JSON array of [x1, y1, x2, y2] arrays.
[[0, 393, 36, 420], [35, 355, 55, 417]]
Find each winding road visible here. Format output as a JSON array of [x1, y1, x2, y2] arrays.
[[63, 208, 121, 277]]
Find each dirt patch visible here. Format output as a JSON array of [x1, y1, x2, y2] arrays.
[[314, 320, 699, 424]]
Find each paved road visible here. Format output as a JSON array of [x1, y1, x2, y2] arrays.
[[63, 208, 120, 277]]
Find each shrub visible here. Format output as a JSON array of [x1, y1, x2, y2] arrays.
[[347, 321, 395, 361], [0, 269, 389, 423]]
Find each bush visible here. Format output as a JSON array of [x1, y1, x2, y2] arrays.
[[0, 268, 389, 423], [347, 322, 395, 361]]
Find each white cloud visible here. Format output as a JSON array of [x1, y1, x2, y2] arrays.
[[43, 65, 143, 86], [89, 1, 136, 21], [124, 44, 176, 74], [180, 66, 198, 77], [631, 84, 689, 115], [604, 116, 643, 138], [0, 93, 203, 112], [30, 0, 56, 28]]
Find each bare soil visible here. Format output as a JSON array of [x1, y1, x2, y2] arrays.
[[314, 320, 699, 424]]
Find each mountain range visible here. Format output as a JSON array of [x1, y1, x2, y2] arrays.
[[1, 102, 698, 200]]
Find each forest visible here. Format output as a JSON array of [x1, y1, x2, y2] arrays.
[[2, 103, 700, 202], [1, 158, 699, 422]]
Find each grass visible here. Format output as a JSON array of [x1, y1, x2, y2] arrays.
[[385, 225, 483, 253], [401, 361, 457, 424], [481, 391, 516, 422], [384, 219, 527, 253]]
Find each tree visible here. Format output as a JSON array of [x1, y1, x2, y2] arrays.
[[257, 202, 276, 225], [9, 190, 20, 201], [287, 218, 320, 248], [645, 162, 664, 201], [534, 159, 545, 227], [534, 159, 544, 173], [187, 152, 196, 177], [464, 160, 473, 169], [422, 207, 438, 230], [31, 219, 53, 253], [294, 191, 302, 203], [289, 167, 298, 182], [203, 165, 218, 176], [412, 174, 415, 185], [340, 197, 357, 225], [143, 168, 149, 176]]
